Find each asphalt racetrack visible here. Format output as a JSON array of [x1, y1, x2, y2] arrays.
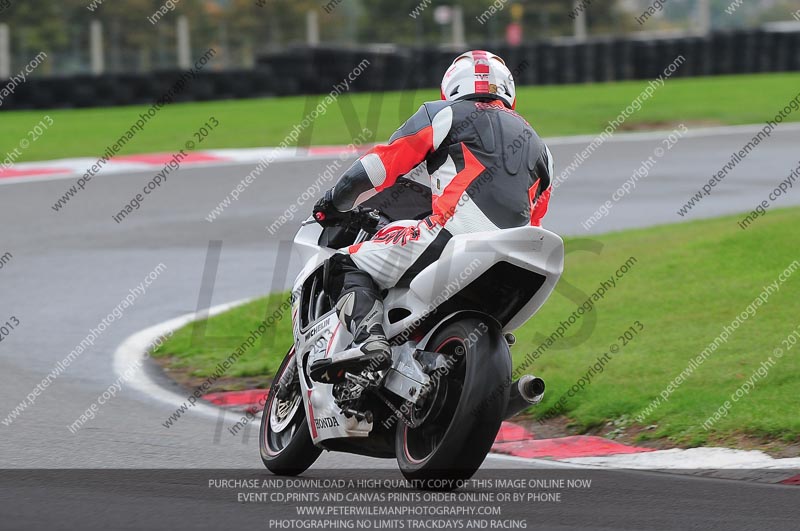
[[1, 124, 799, 529]]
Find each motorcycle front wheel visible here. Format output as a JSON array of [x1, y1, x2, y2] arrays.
[[395, 316, 511, 488], [260, 347, 321, 475]]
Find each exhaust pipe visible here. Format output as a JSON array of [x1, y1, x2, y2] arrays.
[[503, 375, 545, 420]]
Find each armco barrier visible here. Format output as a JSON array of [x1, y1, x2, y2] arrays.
[[1, 29, 799, 111]]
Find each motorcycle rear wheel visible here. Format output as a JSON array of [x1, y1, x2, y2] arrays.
[[395, 317, 511, 489], [260, 347, 322, 475]]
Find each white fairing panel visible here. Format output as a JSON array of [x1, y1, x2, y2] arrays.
[[290, 222, 563, 445], [294, 312, 373, 444], [293, 218, 325, 266], [292, 222, 374, 444], [384, 226, 563, 336]]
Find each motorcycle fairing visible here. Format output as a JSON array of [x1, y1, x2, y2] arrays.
[[289, 218, 563, 445]]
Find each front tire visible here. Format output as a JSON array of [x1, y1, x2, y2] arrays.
[[260, 347, 322, 475], [395, 317, 511, 488]]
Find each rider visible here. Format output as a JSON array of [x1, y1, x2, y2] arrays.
[[310, 50, 554, 383]]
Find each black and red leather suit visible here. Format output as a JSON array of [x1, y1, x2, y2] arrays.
[[308, 96, 554, 377], [327, 98, 554, 293]]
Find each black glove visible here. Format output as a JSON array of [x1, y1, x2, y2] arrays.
[[313, 189, 347, 227]]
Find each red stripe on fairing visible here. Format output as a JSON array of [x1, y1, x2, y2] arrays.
[[492, 435, 653, 459], [0, 167, 72, 179], [307, 389, 318, 438], [325, 322, 340, 358], [433, 144, 485, 221]]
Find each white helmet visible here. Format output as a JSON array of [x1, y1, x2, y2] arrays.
[[440, 50, 516, 109]]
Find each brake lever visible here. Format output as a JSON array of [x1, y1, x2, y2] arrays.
[[357, 208, 382, 234]]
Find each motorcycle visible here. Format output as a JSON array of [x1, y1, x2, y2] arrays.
[[259, 177, 563, 485]]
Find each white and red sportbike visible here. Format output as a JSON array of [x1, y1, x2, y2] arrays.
[[260, 188, 563, 485]]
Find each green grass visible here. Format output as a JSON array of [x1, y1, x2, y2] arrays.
[[154, 206, 800, 447], [151, 292, 294, 386], [3, 72, 799, 163], [513, 207, 800, 447]]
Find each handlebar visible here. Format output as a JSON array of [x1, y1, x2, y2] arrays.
[[314, 207, 386, 234], [347, 207, 384, 234]]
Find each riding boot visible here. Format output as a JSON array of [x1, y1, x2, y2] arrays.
[[309, 270, 391, 383]]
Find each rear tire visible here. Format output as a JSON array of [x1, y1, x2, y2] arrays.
[[260, 348, 322, 476], [395, 317, 511, 489]]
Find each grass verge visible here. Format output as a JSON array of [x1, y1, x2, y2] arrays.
[[3, 72, 800, 163], [153, 206, 800, 450], [151, 292, 293, 392]]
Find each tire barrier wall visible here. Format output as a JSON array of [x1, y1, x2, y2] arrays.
[[2, 30, 799, 111]]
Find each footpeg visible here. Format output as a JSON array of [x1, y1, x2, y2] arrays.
[[309, 347, 391, 384], [309, 358, 340, 383]]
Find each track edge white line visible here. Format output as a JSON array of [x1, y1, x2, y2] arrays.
[[112, 298, 256, 420]]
